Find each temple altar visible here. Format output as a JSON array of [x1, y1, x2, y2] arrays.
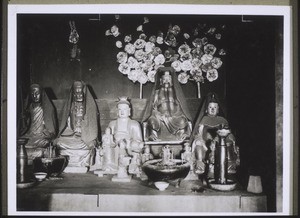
[[17, 172, 267, 212]]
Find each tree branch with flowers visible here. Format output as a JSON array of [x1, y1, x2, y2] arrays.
[[106, 16, 226, 99]]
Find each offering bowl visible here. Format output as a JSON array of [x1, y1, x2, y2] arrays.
[[34, 172, 47, 181], [154, 181, 169, 191]]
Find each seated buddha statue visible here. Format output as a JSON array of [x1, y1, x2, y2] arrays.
[[55, 81, 98, 173], [191, 93, 240, 179], [142, 67, 192, 142], [108, 97, 144, 179], [20, 84, 57, 164]]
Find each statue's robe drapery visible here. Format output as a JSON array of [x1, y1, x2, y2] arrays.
[[108, 118, 143, 152], [22, 90, 57, 162], [56, 82, 98, 167], [191, 92, 238, 176], [142, 67, 192, 140]]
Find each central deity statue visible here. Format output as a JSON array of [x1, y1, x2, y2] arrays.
[[142, 67, 192, 141], [55, 81, 98, 172], [20, 84, 57, 164]]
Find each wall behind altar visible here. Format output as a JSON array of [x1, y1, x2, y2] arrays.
[[17, 14, 283, 212], [17, 14, 227, 101]]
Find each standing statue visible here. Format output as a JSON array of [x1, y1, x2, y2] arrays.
[[191, 93, 240, 179], [142, 67, 192, 141], [20, 84, 57, 164], [109, 96, 144, 181], [55, 81, 98, 173], [101, 127, 118, 172]]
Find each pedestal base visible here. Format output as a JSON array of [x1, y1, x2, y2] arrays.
[[112, 175, 132, 182], [94, 170, 117, 177], [64, 166, 89, 173]]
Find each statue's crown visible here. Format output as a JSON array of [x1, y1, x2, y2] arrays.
[[117, 96, 130, 106]]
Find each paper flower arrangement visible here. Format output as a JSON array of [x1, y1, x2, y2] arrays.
[[106, 16, 226, 98]]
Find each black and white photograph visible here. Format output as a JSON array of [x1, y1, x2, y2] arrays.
[[3, 2, 296, 216]]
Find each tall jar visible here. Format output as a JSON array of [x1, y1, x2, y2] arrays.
[[17, 138, 29, 183]]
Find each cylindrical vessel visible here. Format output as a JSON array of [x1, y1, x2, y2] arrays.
[[215, 137, 227, 184], [17, 139, 28, 183]]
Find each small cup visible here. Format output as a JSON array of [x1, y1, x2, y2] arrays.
[[34, 172, 47, 181], [154, 181, 169, 191], [247, 175, 263, 194]]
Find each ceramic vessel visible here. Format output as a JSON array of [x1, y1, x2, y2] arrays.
[[142, 159, 190, 182], [34, 172, 47, 181], [154, 181, 169, 191]]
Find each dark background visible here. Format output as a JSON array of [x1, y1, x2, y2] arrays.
[[17, 14, 283, 212]]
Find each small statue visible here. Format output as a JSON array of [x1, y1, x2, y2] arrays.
[[109, 97, 144, 181], [20, 84, 57, 164], [101, 127, 118, 172], [55, 81, 98, 172], [140, 145, 154, 181], [115, 140, 132, 180], [181, 142, 198, 180], [142, 67, 192, 141], [161, 145, 174, 165], [141, 145, 154, 164], [191, 93, 240, 179]]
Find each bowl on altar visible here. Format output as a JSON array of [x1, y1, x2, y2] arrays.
[[142, 159, 190, 183], [154, 181, 169, 191], [34, 172, 47, 181], [33, 156, 68, 178]]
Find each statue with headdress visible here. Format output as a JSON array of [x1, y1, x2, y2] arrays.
[[20, 84, 57, 164], [142, 67, 192, 142], [108, 96, 144, 181], [191, 93, 240, 179], [54, 81, 98, 173]]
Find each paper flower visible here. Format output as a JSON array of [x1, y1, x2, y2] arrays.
[[219, 49, 227, 55], [181, 60, 193, 72], [171, 60, 182, 72], [192, 38, 202, 48], [116, 51, 128, 63], [116, 41, 123, 48], [124, 35, 132, 43], [128, 70, 139, 82], [139, 33, 147, 40], [154, 54, 165, 65], [137, 72, 148, 84], [127, 56, 139, 68], [118, 63, 130, 75], [156, 36, 164, 44], [145, 42, 155, 54], [201, 54, 213, 65], [215, 33, 222, 40], [109, 18, 225, 86], [147, 70, 156, 82], [191, 58, 202, 69], [137, 25, 143, 32], [149, 35, 156, 43], [201, 63, 213, 72], [111, 25, 120, 37], [178, 72, 190, 84], [124, 43, 135, 55], [152, 47, 162, 56], [206, 69, 218, 82], [134, 39, 146, 49], [178, 44, 191, 56], [204, 44, 217, 55], [184, 33, 190, 39], [211, 57, 223, 69]]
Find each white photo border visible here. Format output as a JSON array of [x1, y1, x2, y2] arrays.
[[7, 3, 293, 216]]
